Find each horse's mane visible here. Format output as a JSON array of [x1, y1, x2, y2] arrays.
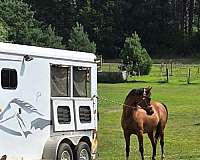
[[127, 88, 144, 97], [124, 88, 144, 104]]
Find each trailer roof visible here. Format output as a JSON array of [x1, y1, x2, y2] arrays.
[[0, 42, 96, 62]]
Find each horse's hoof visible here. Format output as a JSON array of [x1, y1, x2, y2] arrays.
[[161, 154, 165, 159], [152, 156, 156, 160]]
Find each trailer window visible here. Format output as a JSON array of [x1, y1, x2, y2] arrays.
[[51, 65, 70, 97], [57, 106, 71, 124], [79, 106, 91, 123], [1, 68, 18, 89], [73, 67, 91, 97]]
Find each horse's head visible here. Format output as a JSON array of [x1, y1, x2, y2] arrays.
[[133, 87, 154, 115]]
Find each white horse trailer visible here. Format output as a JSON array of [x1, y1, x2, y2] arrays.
[[0, 42, 98, 160]]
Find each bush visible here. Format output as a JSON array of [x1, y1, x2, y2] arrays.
[[120, 32, 152, 75], [68, 23, 96, 53]]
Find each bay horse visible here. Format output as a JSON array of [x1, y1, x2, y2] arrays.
[[121, 87, 168, 160]]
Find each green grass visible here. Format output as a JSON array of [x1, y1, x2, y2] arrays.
[[97, 64, 200, 160]]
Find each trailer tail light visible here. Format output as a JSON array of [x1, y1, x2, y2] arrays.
[[91, 129, 98, 159]]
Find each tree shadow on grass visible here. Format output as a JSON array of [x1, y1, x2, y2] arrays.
[[179, 82, 200, 85], [126, 80, 147, 83], [194, 123, 200, 126], [126, 80, 168, 84], [179, 154, 200, 159]]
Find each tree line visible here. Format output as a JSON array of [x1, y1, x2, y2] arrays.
[[1, 0, 200, 59]]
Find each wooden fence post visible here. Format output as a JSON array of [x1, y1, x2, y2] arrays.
[[170, 61, 173, 76], [187, 68, 191, 84], [166, 68, 169, 83]]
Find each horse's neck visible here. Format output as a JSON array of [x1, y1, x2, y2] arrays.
[[122, 97, 137, 119], [124, 95, 137, 108]]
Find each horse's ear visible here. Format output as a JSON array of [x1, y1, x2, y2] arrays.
[[146, 86, 152, 91], [145, 86, 152, 96]]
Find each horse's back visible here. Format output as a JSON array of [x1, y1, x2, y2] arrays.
[[151, 101, 168, 126]]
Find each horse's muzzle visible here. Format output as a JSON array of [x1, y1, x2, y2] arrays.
[[146, 106, 154, 115]]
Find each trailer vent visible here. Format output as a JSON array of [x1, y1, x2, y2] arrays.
[[79, 106, 91, 123], [57, 106, 71, 124]]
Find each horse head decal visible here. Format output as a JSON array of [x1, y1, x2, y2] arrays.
[[0, 98, 50, 138]]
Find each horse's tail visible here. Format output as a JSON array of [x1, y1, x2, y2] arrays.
[[155, 121, 161, 139], [162, 103, 168, 122]]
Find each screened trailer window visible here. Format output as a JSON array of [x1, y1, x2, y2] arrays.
[[57, 106, 71, 124], [1, 68, 18, 89], [79, 106, 91, 123], [73, 67, 91, 97], [51, 65, 70, 97]]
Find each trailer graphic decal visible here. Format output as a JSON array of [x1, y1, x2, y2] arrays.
[[0, 98, 50, 138]]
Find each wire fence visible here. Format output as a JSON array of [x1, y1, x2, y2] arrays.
[[100, 61, 200, 84], [153, 63, 200, 84], [97, 95, 200, 160]]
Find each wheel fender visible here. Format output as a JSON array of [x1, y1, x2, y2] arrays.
[[42, 136, 76, 160]]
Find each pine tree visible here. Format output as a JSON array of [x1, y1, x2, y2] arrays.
[[0, 21, 8, 42], [68, 23, 96, 53], [0, 0, 64, 48]]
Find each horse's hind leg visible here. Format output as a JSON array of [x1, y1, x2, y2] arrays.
[[155, 122, 166, 159], [160, 131, 165, 159], [148, 132, 157, 160], [137, 130, 144, 160], [124, 131, 130, 160]]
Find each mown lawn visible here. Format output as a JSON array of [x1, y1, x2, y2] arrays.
[[97, 64, 200, 160]]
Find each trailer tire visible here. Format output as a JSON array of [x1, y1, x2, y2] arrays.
[[74, 142, 91, 160], [57, 143, 73, 160]]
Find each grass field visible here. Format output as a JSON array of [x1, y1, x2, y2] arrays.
[[97, 63, 200, 160]]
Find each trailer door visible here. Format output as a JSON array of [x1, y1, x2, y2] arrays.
[[74, 99, 95, 130], [51, 65, 75, 131], [73, 66, 95, 130], [52, 99, 75, 131]]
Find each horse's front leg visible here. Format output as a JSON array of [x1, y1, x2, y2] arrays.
[[124, 131, 130, 160], [137, 130, 144, 160]]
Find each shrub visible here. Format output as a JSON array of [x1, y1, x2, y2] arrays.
[[120, 32, 152, 75]]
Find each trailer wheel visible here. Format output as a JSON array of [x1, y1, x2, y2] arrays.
[[75, 142, 91, 160], [57, 143, 73, 160]]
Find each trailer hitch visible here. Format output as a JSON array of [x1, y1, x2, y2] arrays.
[[0, 155, 6, 160]]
